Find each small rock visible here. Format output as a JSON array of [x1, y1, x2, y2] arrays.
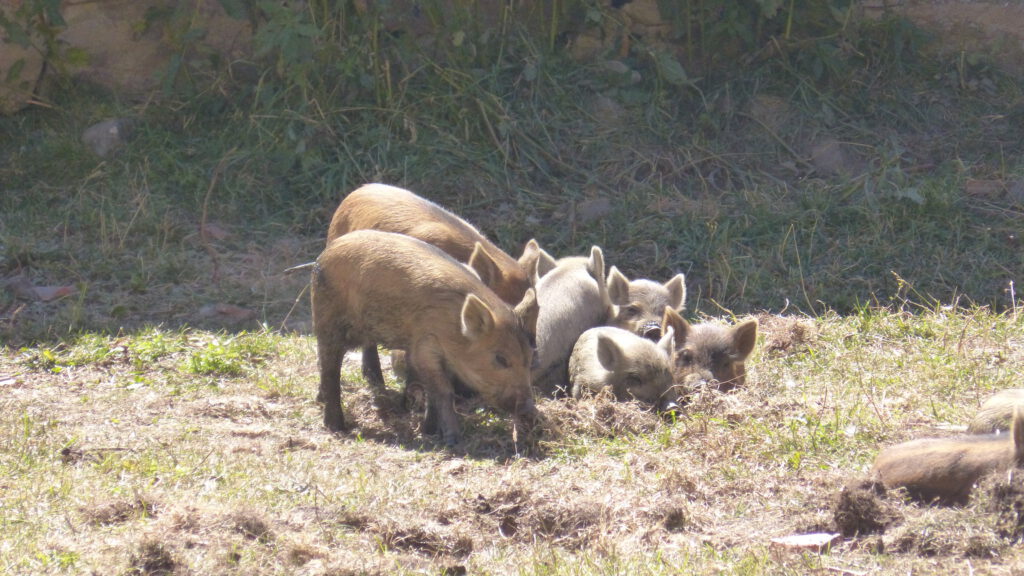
[[576, 197, 614, 224], [809, 137, 850, 177], [769, 532, 841, 554], [964, 179, 1005, 199], [198, 303, 256, 323], [82, 118, 132, 158]]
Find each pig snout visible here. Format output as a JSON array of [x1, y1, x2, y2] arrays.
[[683, 371, 718, 392], [641, 321, 662, 340]]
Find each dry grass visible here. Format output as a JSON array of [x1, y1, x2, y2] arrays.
[[3, 308, 1024, 574]]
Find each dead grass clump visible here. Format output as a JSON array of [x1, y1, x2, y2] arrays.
[[374, 521, 473, 557], [339, 383, 420, 445], [228, 509, 274, 543], [526, 499, 606, 549], [127, 539, 177, 576], [540, 396, 664, 438], [82, 494, 158, 525], [981, 470, 1024, 541], [832, 479, 902, 537], [756, 314, 817, 356], [660, 505, 689, 533], [883, 507, 1007, 559], [189, 395, 270, 420]]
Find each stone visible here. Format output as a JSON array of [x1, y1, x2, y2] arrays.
[[0, 0, 46, 115], [59, 0, 251, 97], [82, 118, 132, 157]]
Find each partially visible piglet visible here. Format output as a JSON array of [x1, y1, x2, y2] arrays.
[[312, 230, 538, 446], [872, 406, 1024, 505], [968, 388, 1024, 434], [661, 308, 758, 395], [569, 326, 678, 411], [606, 266, 686, 341], [532, 246, 612, 395]]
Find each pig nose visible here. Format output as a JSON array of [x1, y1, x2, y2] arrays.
[[659, 400, 681, 416], [641, 321, 662, 341]]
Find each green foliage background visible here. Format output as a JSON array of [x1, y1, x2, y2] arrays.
[[2, 0, 1023, 340]]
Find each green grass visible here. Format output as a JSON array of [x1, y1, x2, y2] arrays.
[[2, 309, 1024, 573]]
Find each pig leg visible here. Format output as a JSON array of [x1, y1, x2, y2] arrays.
[[360, 345, 386, 390], [409, 339, 461, 446], [317, 333, 350, 432]]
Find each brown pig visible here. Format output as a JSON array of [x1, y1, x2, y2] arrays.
[[661, 308, 758, 395], [532, 246, 613, 395], [968, 388, 1024, 434], [312, 229, 539, 446], [569, 326, 678, 411], [606, 266, 686, 341], [327, 183, 546, 304], [327, 183, 548, 389], [871, 406, 1024, 505]]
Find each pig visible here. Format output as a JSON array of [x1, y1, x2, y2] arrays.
[[312, 229, 539, 446], [531, 246, 613, 395], [870, 406, 1024, 505], [968, 388, 1024, 434], [661, 308, 758, 395], [605, 266, 686, 341], [327, 183, 546, 304], [326, 183, 549, 389], [569, 325, 678, 411], [531, 249, 689, 395]]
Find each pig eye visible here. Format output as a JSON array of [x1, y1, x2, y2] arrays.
[[621, 305, 640, 318], [679, 350, 694, 366], [626, 375, 642, 389], [494, 353, 511, 369]]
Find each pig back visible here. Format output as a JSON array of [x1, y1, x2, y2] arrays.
[[329, 183, 499, 263], [871, 434, 1014, 504], [969, 388, 1024, 434], [315, 230, 507, 350]]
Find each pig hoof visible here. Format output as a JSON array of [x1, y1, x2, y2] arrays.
[[362, 369, 385, 390], [324, 413, 346, 432]]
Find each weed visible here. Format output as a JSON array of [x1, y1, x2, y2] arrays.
[[181, 331, 278, 377]]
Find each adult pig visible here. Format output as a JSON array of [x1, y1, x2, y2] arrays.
[[569, 326, 678, 411], [312, 230, 539, 446]]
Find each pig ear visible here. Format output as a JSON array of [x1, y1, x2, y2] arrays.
[[595, 332, 623, 372], [468, 243, 502, 290], [514, 288, 539, 339], [657, 326, 675, 358], [663, 274, 686, 311], [731, 319, 758, 359], [661, 307, 690, 349], [520, 239, 557, 284], [461, 294, 496, 339], [535, 248, 558, 280], [606, 266, 630, 305], [585, 246, 605, 283], [587, 246, 612, 312]]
